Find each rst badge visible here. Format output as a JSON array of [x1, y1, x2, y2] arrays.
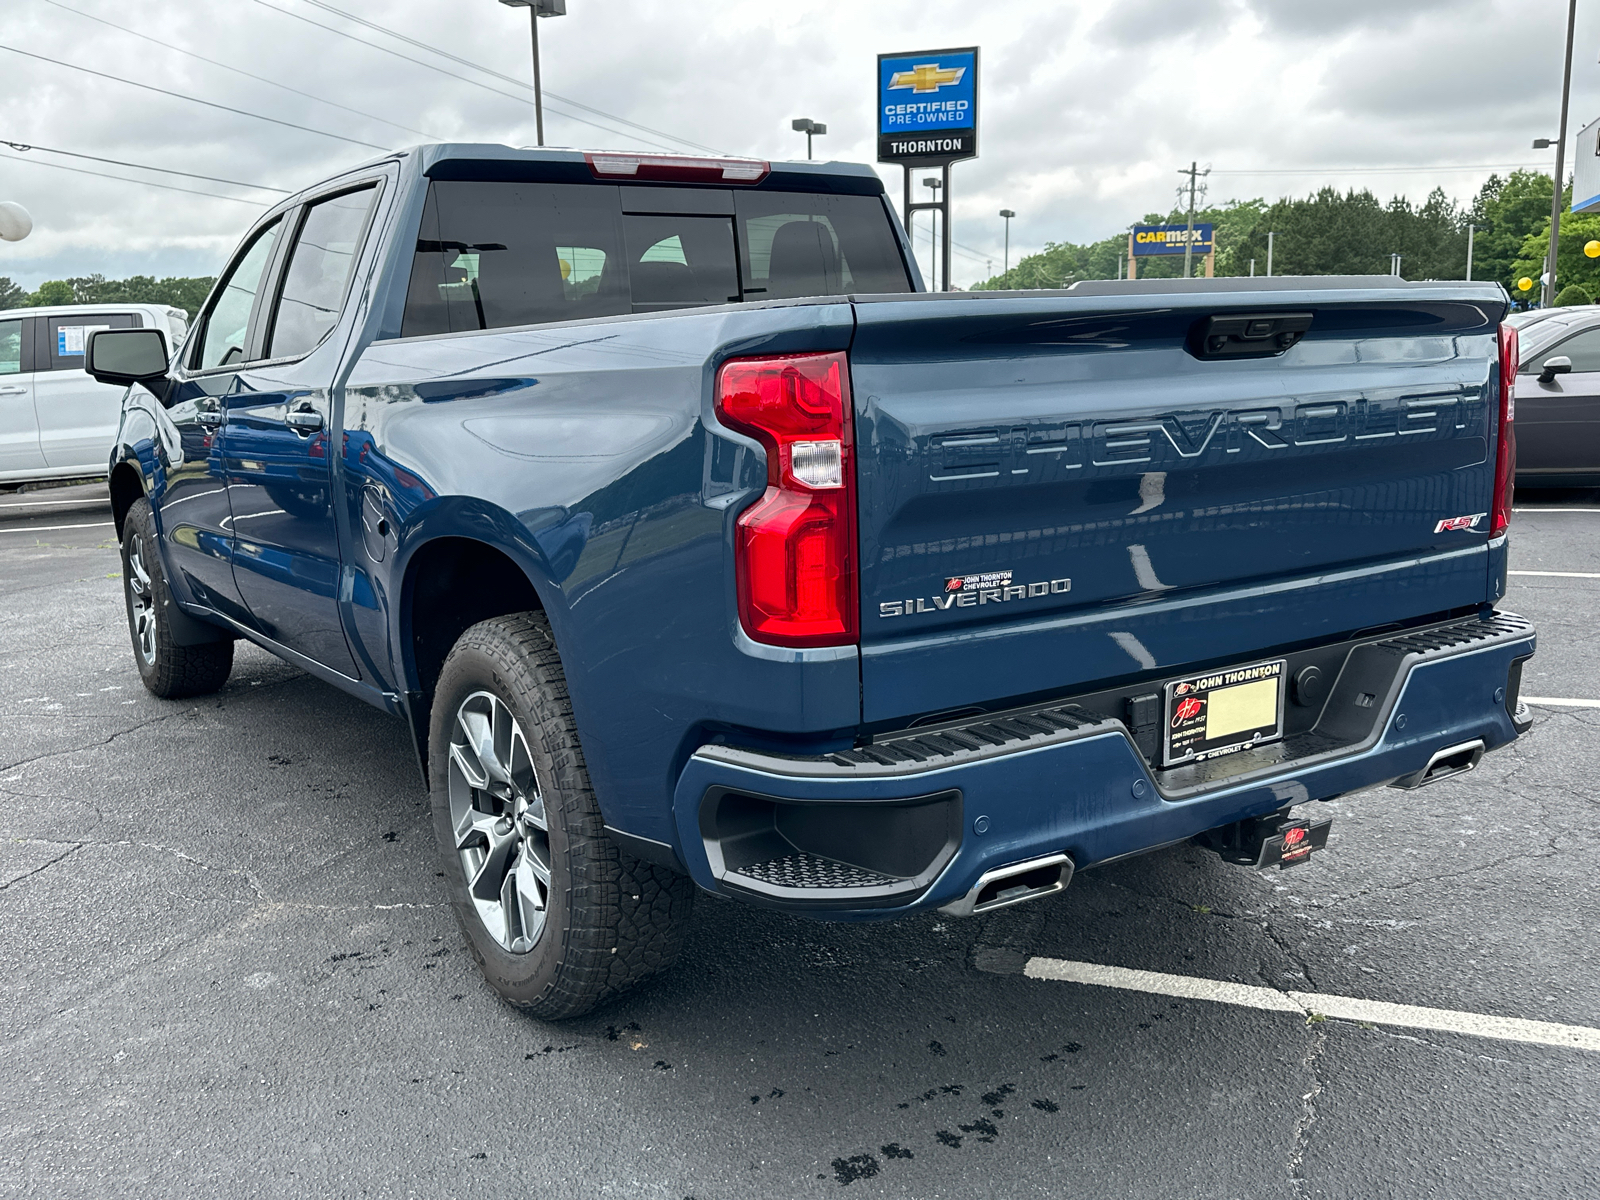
[[1434, 513, 1486, 533], [879, 570, 1070, 618]]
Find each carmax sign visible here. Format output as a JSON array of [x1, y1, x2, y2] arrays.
[[1131, 223, 1214, 255]]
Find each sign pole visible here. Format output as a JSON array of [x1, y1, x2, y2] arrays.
[[1127, 232, 1137, 280]]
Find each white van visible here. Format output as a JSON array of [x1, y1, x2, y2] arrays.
[[0, 302, 189, 487]]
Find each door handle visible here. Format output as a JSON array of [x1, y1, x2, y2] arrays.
[[197, 410, 223, 427], [0, 385, 26, 396], [285, 408, 324, 434]]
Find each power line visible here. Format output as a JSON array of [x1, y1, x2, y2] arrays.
[[40, 0, 444, 142], [0, 43, 392, 152], [246, 0, 690, 154], [0, 150, 270, 205], [0, 140, 288, 194], [1212, 162, 1548, 175], [298, 0, 725, 154]]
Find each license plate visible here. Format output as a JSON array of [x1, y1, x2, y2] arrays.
[[1163, 658, 1287, 768]]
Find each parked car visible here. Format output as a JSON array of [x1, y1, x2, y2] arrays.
[[1512, 307, 1600, 487], [89, 145, 1536, 1018], [0, 302, 188, 487]]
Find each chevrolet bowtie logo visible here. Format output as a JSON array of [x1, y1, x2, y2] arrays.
[[888, 63, 966, 93]]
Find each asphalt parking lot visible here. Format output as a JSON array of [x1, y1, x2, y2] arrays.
[[2, 480, 1596, 1199]]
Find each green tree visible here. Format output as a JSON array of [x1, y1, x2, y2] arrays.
[[0, 277, 26, 309], [1469, 171, 1560, 289], [1555, 283, 1592, 306], [30, 280, 74, 306], [1509, 208, 1600, 300]]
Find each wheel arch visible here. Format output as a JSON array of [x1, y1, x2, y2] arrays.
[[398, 532, 549, 782], [108, 459, 145, 538]]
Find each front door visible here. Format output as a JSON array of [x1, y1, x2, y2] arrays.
[[1517, 324, 1600, 479], [35, 311, 140, 470], [0, 316, 43, 477], [159, 216, 284, 621], [223, 183, 380, 678]]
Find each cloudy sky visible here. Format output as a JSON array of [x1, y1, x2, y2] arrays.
[[0, 0, 1596, 292]]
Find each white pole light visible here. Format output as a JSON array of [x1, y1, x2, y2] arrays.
[[0, 201, 32, 242]]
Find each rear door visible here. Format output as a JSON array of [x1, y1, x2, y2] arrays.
[[223, 181, 382, 677], [0, 315, 43, 476], [1515, 322, 1600, 477], [35, 311, 140, 469], [849, 289, 1504, 724]]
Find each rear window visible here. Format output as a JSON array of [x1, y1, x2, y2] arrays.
[[401, 181, 909, 337]]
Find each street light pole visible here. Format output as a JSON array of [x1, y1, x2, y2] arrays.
[[923, 177, 942, 290], [1544, 0, 1578, 307], [999, 209, 1014, 275], [499, 0, 566, 148], [791, 118, 827, 160], [1466, 224, 1475, 281]]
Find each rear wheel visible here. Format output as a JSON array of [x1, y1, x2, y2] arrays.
[[429, 612, 694, 1019], [121, 498, 234, 698]]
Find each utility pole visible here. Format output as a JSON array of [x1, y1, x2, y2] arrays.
[[1466, 224, 1475, 280], [1544, 0, 1578, 307], [999, 209, 1015, 275], [1178, 160, 1209, 279], [499, 0, 566, 147], [1266, 231, 1277, 277]]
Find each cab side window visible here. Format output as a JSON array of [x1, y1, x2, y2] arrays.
[[267, 186, 378, 359], [195, 219, 281, 371], [0, 319, 22, 375]]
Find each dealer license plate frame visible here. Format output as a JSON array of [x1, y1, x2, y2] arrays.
[[1162, 657, 1288, 768]]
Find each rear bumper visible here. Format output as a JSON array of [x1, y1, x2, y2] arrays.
[[670, 612, 1536, 919]]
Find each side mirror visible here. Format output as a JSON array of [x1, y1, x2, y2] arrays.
[[1539, 354, 1573, 383], [86, 328, 169, 391]]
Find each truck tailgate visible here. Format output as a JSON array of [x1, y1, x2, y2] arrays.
[[849, 283, 1506, 726]]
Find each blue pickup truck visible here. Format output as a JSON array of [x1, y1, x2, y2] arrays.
[[87, 145, 1535, 1017]]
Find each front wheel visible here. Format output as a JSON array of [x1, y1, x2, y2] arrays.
[[121, 498, 234, 699], [429, 612, 694, 1019]]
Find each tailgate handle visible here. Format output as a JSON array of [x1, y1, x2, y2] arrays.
[[1187, 311, 1313, 360]]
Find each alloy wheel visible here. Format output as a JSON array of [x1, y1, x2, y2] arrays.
[[126, 537, 157, 666], [447, 690, 552, 952]]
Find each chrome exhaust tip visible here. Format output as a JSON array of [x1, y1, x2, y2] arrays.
[[1390, 738, 1486, 790], [938, 852, 1074, 918]]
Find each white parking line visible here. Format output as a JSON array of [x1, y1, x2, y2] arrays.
[[1513, 507, 1600, 514], [0, 498, 108, 510], [0, 521, 114, 534], [1523, 696, 1600, 708], [1024, 958, 1600, 1052], [1509, 570, 1600, 579]]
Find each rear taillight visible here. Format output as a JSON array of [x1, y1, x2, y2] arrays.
[[715, 351, 858, 647], [1491, 323, 1518, 537]]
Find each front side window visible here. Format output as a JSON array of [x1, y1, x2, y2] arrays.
[[197, 219, 281, 370], [0, 319, 22, 375], [1525, 326, 1600, 374], [268, 186, 378, 359]]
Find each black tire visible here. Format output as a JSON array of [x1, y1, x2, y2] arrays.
[[429, 612, 694, 1019], [121, 498, 234, 699]]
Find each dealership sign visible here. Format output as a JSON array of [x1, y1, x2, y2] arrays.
[[1131, 223, 1214, 256], [877, 47, 979, 166]]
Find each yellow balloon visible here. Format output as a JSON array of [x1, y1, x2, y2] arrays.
[[559, 257, 572, 280], [1585, 240, 1600, 259], [1517, 277, 1534, 291]]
